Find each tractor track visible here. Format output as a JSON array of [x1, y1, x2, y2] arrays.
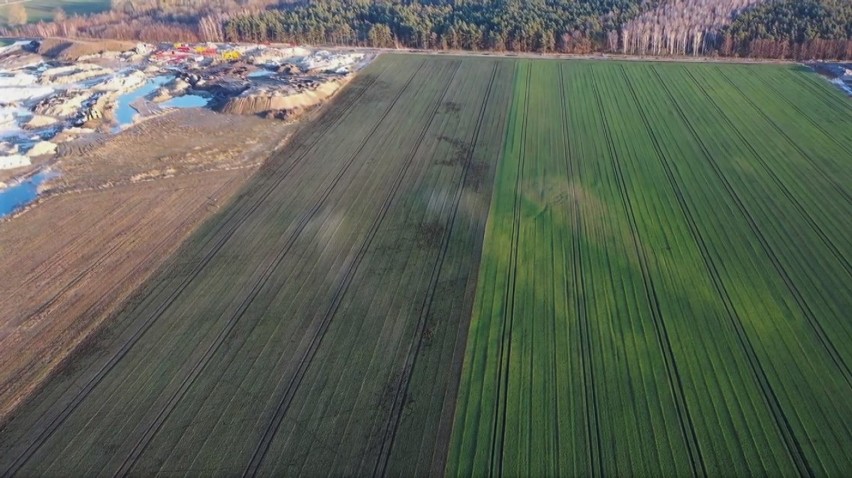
[[371, 61, 499, 478], [663, 67, 852, 390], [29, 174, 253, 474], [318, 60, 466, 476], [624, 64, 816, 477], [0, 68, 383, 478], [141, 64, 423, 476], [0, 181, 237, 428], [591, 66, 706, 478], [489, 62, 531, 477], [241, 61, 458, 477], [563, 65, 603, 478]]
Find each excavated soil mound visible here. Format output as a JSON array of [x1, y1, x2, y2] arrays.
[[37, 38, 135, 61], [220, 78, 347, 117]]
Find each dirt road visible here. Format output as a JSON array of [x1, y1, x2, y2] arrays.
[[320, 44, 799, 65]]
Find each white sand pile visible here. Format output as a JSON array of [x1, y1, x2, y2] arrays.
[[0, 141, 19, 155], [28, 141, 58, 157], [0, 41, 31, 57], [92, 71, 146, 92], [23, 115, 58, 129], [297, 51, 364, 72], [39, 64, 111, 85], [0, 72, 38, 87], [0, 87, 54, 105], [250, 47, 312, 67], [0, 73, 54, 105], [0, 108, 29, 136], [0, 154, 30, 170], [34, 92, 94, 118]]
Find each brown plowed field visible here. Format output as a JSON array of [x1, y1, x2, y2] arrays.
[[0, 108, 291, 424], [0, 171, 246, 422]]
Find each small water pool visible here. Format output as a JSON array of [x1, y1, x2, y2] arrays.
[[248, 69, 276, 78], [831, 78, 852, 96], [0, 169, 57, 218], [113, 75, 173, 131], [161, 94, 210, 108]]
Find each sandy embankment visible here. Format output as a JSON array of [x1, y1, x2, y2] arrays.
[[220, 76, 349, 117], [0, 108, 291, 423], [36, 37, 136, 62]]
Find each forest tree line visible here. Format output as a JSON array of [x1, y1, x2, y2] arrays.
[[218, 0, 649, 52], [723, 0, 852, 59], [2, 0, 851, 60]]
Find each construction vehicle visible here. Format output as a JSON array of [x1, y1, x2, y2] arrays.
[[222, 50, 241, 61]]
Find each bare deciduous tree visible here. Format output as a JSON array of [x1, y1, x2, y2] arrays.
[[619, 0, 763, 56], [7, 3, 28, 26]]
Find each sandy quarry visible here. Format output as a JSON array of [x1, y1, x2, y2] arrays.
[[0, 38, 372, 177]]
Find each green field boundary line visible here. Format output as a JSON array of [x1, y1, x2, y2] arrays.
[[371, 61, 500, 478], [744, 67, 852, 179], [621, 64, 816, 476], [0, 68, 386, 478], [590, 67, 707, 478], [679, 67, 852, 390], [559, 63, 601, 478], [241, 61, 462, 477], [650, 66, 817, 478], [682, 67, 852, 279], [489, 62, 531, 477], [714, 67, 852, 205], [113, 63, 420, 477]]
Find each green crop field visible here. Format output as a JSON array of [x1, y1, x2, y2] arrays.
[[1, 0, 110, 24], [0, 54, 850, 476], [448, 59, 852, 476]]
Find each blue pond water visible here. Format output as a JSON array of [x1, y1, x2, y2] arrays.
[[161, 94, 209, 108], [0, 170, 57, 218], [113, 75, 174, 131], [248, 69, 275, 78]]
